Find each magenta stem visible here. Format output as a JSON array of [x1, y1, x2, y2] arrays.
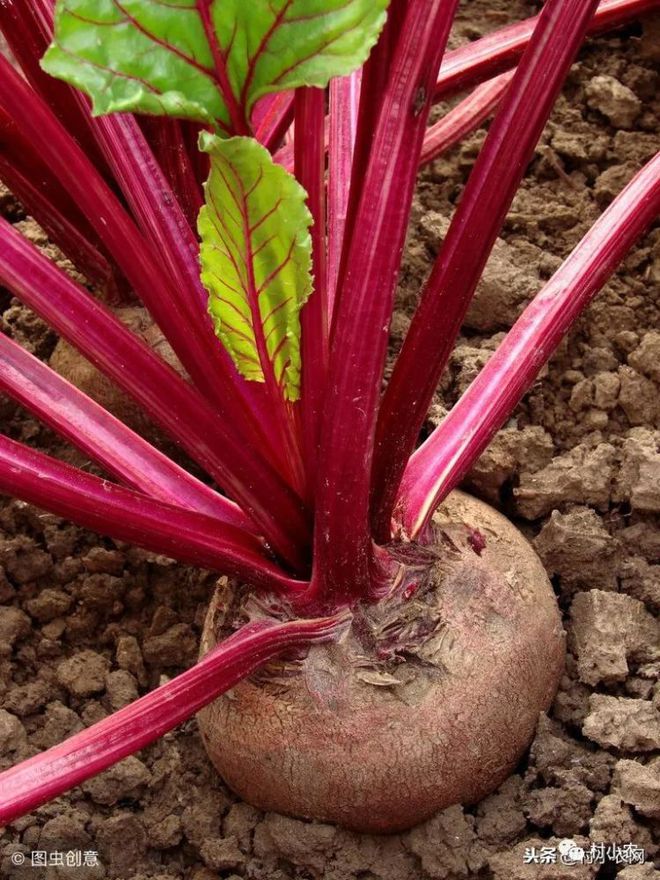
[[400, 152, 660, 537], [0, 0, 110, 174], [328, 0, 408, 325], [310, 0, 460, 607], [0, 611, 348, 825], [0, 218, 310, 568], [0, 58, 277, 474], [0, 101, 123, 297], [420, 71, 513, 166], [272, 118, 327, 175], [85, 113, 279, 472], [0, 61, 192, 369], [254, 91, 296, 153], [86, 114, 207, 315], [372, 0, 601, 542], [0, 331, 250, 529], [295, 87, 329, 486], [0, 145, 118, 297], [327, 71, 361, 317], [434, 0, 656, 102], [0, 434, 303, 593], [139, 116, 204, 232]]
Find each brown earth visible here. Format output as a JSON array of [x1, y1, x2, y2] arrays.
[[0, 1, 659, 877]]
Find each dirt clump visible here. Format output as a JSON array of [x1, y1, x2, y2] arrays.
[[613, 758, 660, 819], [585, 75, 643, 129], [514, 442, 616, 519], [569, 590, 659, 686], [583, 696, 660, 752], [534, 508, 619, 596], [56, 650, 110, 698]]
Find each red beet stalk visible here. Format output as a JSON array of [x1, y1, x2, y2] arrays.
[[295, 87, 329, 484], [0, 217, 310, 568], [0, 107, 121, 296], [0, 612, 348, 825], [371, 0, 601, 542], [0, 435, 302, 592], [0, 148, 118, 297], [400, 152, 660, 537], [310, 0, 460, 607], [254, 91, 295, 153], [420, 71, 513, 166], [327, 71, 362, 315], [434, 0, 657, 101], [0, 331, 249, 529], [138, 116, 203, 232], [327, 0, 408, 324]]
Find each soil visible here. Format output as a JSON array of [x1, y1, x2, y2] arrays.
[[1, 1, 659, 878]]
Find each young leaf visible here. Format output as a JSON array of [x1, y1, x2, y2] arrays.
[[42, 0, 389, 133], [198, 133, 312, 402]]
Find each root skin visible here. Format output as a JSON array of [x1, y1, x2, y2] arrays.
[[198, 491, 565, 833]]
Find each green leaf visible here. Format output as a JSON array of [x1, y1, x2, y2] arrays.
[[198, 133, 312, 402], [43, 0, 389, 132]]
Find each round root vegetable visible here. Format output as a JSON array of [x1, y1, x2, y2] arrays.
[[198, 491, 565, 833]]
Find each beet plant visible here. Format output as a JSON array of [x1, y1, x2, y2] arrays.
[[0, 0, 658, 833]]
